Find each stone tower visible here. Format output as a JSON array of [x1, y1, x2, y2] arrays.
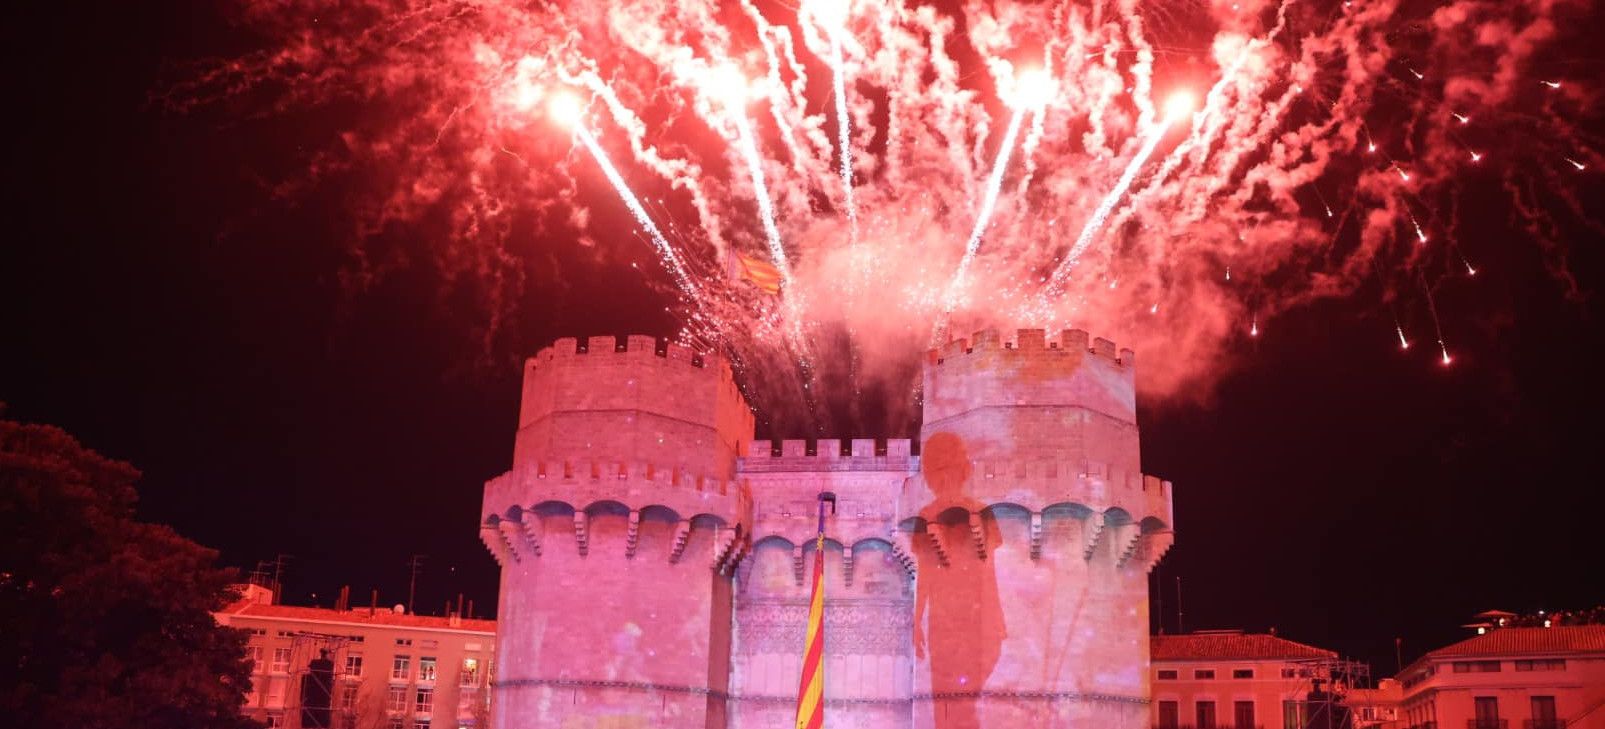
[[480, 335, 755, 728], [906, 328, 1174, 727], [481, 329, 1173, 729]]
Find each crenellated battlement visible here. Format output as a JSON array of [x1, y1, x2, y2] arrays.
[[531, 335, 740, 387], [927, 328, 1135, 369], [739, 438, 918, 473]]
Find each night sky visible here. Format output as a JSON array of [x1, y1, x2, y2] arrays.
[[4, 3, 1603, 679]]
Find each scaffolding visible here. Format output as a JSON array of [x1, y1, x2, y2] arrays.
[[1282, 655, 1372, 729], [281, 630, 354, 729]]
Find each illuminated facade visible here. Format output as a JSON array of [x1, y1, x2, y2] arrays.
[[1396, 625, 1605, 729], [1149, 630, 1388, 729], [215, 583, 495, 729], [479, 330, 1175, 728]]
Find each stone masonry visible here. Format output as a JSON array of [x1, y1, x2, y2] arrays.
[[480, 329, 1175, 728]]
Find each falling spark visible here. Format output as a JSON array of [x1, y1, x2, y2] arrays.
[[1407, 66, 1425, 80], [1312, 184, 1334, 217], [1396, 321, 1410, 349], [1409, 210, 1428, 243], [1542, 80, 1562, 89], [1423, 279, 1451, 365], [1565, 157, 1587, 171], [1452, 112, 1469, 125], [1249, 315, 1259, 337], [1393, 164, 1411, 182], [1470, 151, 1482, 163]]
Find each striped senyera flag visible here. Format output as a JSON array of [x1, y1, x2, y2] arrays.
[[794, 504, 828, 728]]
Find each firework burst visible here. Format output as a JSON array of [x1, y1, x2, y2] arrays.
[[171, 0, 1599, 431]]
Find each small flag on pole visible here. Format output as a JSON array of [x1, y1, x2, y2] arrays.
[[795, 492, 835, 729], [734, 251, 784, 295]]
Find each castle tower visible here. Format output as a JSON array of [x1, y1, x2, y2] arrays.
[[481, 335, 756, 728], [904, 328, 1174, 728]]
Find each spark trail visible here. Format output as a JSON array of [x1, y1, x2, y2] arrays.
[[728, 95, 794, 289], [565, 106, 699, 303], [944, 102, 1030, 312], [1050, 95, 1188, 287]]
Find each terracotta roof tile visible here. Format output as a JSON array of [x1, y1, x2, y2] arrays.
[[1426, 626, 1605, 659], [1152, 632, 1336, 661], [223, 599, 496, 633]]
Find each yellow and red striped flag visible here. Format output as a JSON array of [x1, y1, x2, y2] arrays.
[[735, 251, 784, 295], [794, 494, 833, 729]]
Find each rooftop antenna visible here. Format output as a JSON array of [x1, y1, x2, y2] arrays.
[[272, 554, 294, 604], [1176, 575, 1185, 634], [407, 554, 426, 615]]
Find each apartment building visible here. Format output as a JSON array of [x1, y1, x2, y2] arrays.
[[215, 584, 495, 729]]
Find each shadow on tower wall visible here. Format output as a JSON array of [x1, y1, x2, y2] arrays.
[[913, 431, 1006, 729]]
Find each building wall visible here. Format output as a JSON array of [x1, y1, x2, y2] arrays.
[[1399, 655, 1605, 729], [1150, 658, 1335, 729]]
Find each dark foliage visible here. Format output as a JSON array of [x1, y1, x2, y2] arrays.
[[0, 415, 261, 729]]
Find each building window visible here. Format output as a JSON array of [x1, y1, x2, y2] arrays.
[[1453, 660, 1502, 673], [339, 684, 358, 711], [345, 653, 363, 677], [387, 686, 407, 713], [1283, 700, 1306, 729], [396, 637, 413, 646], [1157, 700, 1180, 729], [264, 713, 283, 729], [419, 656, 437, 682], [460, 657, 480, 687], [1232, 668, 1254, 679], [1157, 669, 1178, 680], [388, 719, 404, 729], [1531, 696, 1557, 727], [1196, 700, 1217, 729], [247, 646, 264, 673], [392, 655, 411, 681], [1515, 659, 1566, 671], [1234, 700, 1255, 729], [415, 687, 434, 714], [415, 720, 430, 729], [1194, 669, 1216, 679], [1473, 696, 1499, 728], [248, 628, 267, 636], [271, 647, 292, 674]]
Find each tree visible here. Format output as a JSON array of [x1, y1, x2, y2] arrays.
[[0, 415, 261, 729]]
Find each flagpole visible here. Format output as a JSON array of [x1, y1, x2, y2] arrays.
[[795, 491, 836, 729]]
